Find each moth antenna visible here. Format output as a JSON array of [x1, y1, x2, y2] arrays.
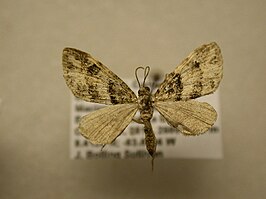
[[143, 66, 150, 86], [135, 66, 145, 87]]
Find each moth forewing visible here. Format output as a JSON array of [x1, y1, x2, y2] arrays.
[[79, 103, 138, 144], [154, 42, 223, 102], [62, 48, 137, 105], [154, 100, 217, 135]]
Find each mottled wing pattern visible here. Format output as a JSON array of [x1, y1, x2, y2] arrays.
[[63, 48, 137, 105], [79, 104, 138, 144], [154, 42, 223, 102], [153, 42, 222, 135]]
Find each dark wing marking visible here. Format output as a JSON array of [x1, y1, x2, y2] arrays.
[[153, 42, 223, 102], [63, 48, 137, 105]]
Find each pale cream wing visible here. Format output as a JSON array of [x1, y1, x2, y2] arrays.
[[154, 42, 223, 102], [154, 100, 217, 135], [79, 104, 138, 144], [63, 48, 137, 105]]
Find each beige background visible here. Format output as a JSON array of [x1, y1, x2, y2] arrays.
[[0, 0, 265, 198]]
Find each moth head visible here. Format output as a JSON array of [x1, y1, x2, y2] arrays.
[[138, 86, 150, 96]]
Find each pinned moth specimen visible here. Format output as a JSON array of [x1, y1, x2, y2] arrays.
[[62, 42, 223, 167]]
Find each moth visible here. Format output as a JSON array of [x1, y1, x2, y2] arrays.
[[62, 42, 223, 165]]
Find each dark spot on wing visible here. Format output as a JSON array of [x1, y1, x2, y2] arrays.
[[191, 92, 200, 99], [88, 84, 99, 99], [87, 64, 100, 75], [65, 61, 75, 70], [110, 96, 119, 104], [191, 81, 202, 99], [162, 73, 183, 101], [97, 61, 103, 66], [173, 73, 183, 91], [194, 61, 200, 68], [176, 94, 182, 101], [73, 50, 89, 65], [210, 56, 218, 64], [173, 73, 183, 100], [108, 80, 119, 104], [210, 80, 215, 89], [166, 88, 174, 94]]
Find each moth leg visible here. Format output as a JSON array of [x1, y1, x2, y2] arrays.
[[133, 118, 143, 124], [101, 145, 106, 151]]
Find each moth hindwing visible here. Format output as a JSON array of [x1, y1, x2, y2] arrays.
[[62, 42, 223, 163]]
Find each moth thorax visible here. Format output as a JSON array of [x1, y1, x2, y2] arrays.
[[138, 86, 153, 121]]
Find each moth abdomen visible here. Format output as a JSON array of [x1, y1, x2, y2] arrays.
[[143, 120, 157, 158]]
